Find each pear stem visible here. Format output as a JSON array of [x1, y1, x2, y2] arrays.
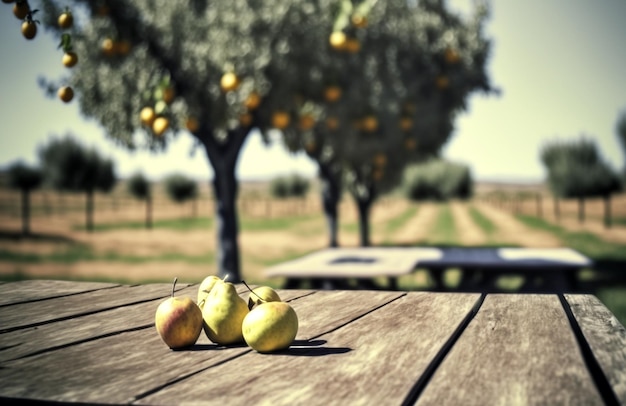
[[172, 277, 177, 298], [241, 280, 265, 302]]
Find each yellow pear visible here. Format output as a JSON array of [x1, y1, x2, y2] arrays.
[[202, 280, 249, 345], [197, 275, 220, 310], [155, 278, 203, 349], [247, 285, 281, 310], [242, 302, 298, 353]]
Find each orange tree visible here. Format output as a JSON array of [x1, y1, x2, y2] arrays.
[[272, 0, 494, 246], [34, 0, 345, 281]]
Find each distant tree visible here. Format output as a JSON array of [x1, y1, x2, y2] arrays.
[[541, 137, 622, 227], [39, 135, 117, 232], [7, 162, 43, 235], [617, 110, 626, 182], [164, 174, 198, 216], [402, 159, 473, 202], [269, 174, 310, 199], [127, 172, 152, 229]]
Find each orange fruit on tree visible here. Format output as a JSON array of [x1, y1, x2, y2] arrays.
[[324, 86, 341, 103], [400, 117, 413, 132], [435, 75, 449, 90], [152, 117, 169, 137], [140, 107, 156, 127], [444, 48, 460, 64], [13, 1, 29, 20], [325, 116, 339, 131], [58, 11, 73, 29], [162, 86, 175, 104], [373, 153, 387, 167], [220, 72, 239, 92], [115, 40, 132, 56], [345, 38, 361, 53], [361, 116, 378, 132], [62, 52, 78, 68], [298, 114, 315, 131], [185, 117, 199, 132], [101, 38, 115, 57], [272, 111, 290, 129], [244, 92, 261, 110], [404, 138, 416, 150], [304, 140, 317, 154], [58, 86, 74, 103], [239, 113, 253, 127], [329, 31, 347, 51], [21, 20, 37, 40], [351, 14, 368, 29]]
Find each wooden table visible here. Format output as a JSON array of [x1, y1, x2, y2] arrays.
[[264, 247, 592, 292], [265, 247, 442, 290], [1, 280, 625, 405]]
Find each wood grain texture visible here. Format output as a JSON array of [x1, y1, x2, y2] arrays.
[[0, 279, 119, 306], [137, 292, 480, 405], [566, 294, 626, 404], [0, 289, 402, 404], [0, 283, 270, 362], [416, 294, 603, 405], [0, 285, 199, 362], [0, 282, 191, 333]]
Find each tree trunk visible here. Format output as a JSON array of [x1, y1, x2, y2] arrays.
[[21, 189, 30, 236], [86, 189, 94, 232], [536, 193, 542, 218], [352, 185, 376, 248], [578, 197, 585, 224], [553, 197, 560, 222], [604, 194, 612, 229], [201, 127, 248, 281], [146, 195, 152, 230], [319, 162, 342, 247]]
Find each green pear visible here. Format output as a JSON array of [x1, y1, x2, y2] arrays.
[[155, 278, 203, 349], [247, 285, 281, 310], [242, 301, 298, 353], [202, 280, 249, 345], [197, 275, 220, 310]]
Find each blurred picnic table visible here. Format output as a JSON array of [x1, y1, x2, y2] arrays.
[[264, 247, 592, 292], [0, 280, 625, 404]]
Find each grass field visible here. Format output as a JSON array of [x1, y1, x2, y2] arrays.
[[1, 187, 625, 326]]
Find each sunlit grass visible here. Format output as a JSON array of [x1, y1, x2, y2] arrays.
[[0, 246, 214, 265]]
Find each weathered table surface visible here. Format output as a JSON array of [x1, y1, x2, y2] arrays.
[[264, 247, 592, 292], [1, 280, 625, 405]]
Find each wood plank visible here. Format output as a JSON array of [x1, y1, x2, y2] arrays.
[[0, 289, 402, 404], [0, 282, 192, 333], [136, 292, 481, 405], [416, 294, 603, 405], [565, 294, 626, 404], [0, 280, 120, 306], [0, 283, 274, 362]]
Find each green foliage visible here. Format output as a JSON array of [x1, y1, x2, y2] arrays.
[[540, 137, 621, 198], [127, 172, 150, 200], [38, 135, 117, 193], [402, 159, 473, 202], [269, 174, 310, 199], [164, 173, 198, 203], [7, 162, 43, 191]]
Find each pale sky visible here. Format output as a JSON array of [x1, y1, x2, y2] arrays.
[[0, 1, 624, 183]]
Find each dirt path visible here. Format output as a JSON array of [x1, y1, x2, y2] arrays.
[[450, 201, 489, 246], [474, 202, 562, 247], [390, 203, 439, 245]]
